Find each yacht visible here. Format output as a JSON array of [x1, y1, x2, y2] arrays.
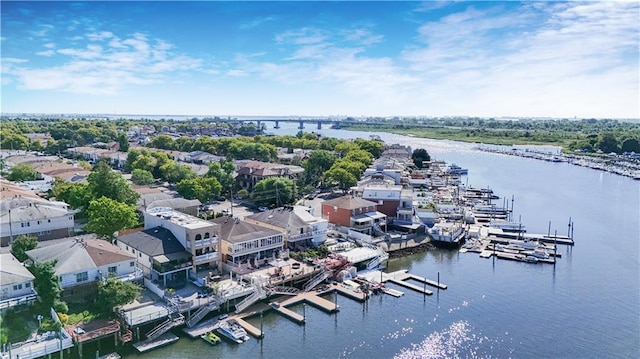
[[446, 164, 468, 175], [217, 319, 249, 344]]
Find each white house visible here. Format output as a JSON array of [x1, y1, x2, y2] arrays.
[[0, 253, 37, 312], [25, 236, 141, 303]]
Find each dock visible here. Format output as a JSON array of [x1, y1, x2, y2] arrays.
[[132, 332, 179, 352], [234, 317, 264, 337], [182, 318, 220, 338], [387, 278, 433, 295], [382, 287, 404, 297]]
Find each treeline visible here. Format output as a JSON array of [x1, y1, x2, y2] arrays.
[[342, 117, 640, 154]]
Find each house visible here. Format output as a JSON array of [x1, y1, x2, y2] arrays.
[[321, 195, 387, 235], [209, 216, 284, 271], [353, 175, 403, 218], [115, 227, 193, 288], [0, 253, 37, 312], [143, 207, 221, 273], [145, 198, 202, 217], [244, 205, 327, 250], [234, 160, 304, 191], [25, 236, 140, 303], [1, 185, 75, 246], [187, 151, 222, 165]]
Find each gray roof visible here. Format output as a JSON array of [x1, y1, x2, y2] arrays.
[[1, 197, 71, 223], [147, 198, 201, 210], [0, 253, 35, 286], [25, 238, 135, 276], [244, 207, 306, 230], [116, 227, 186, 257], [210, 217, 282, 244]]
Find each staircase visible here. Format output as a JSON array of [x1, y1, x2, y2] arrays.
[[303, 269, 332, 292], [266, 286, 300, 296], [119, 329, 133, 343], [234, 284, 267, 313], [146, 312, 185, 340], [186, 298, 220, 328]]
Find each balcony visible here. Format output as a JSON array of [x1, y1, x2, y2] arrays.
[[288, 229, 327, 242], [351, 222, 373, 230], [0, 289, 38, 310], [194, 236, 218, 248], [194, 252, 219, 264]]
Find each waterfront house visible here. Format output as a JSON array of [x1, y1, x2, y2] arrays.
[[115, 227, 193, 288], [25, 236, 140, 303], [1, 183, 75, 246], [209, 216, 284, 272], [244, 205, 328, 250], [321, 195, 387, 235], [142, 207, 221, 274], [0, 253, 37, 312]]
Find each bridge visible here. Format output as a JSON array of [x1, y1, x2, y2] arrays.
[[201, 117, 382, 130]]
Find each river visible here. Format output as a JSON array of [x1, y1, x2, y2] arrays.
[[103, 123, 638, 359]]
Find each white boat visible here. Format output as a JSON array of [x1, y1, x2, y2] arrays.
[[446, 164, 468, 175], [488, 220, 526, 233], [217, 319, 249, 344]]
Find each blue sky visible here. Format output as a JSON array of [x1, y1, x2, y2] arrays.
[[1, 1, 638, 119]]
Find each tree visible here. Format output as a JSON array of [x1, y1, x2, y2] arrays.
[[323, 167, 357, 191], [117, 133, 130, 152], [97, 277, 142, 313], [11, 235, 38, 262], [176, 177, 222, 203], [30, 261, 62, 309], [596, 132, 620, 154], [412, 148, 431, 168], [158, 161, 195, 183], [252, 177, 297, 207], [87, 161, 139, 206], [49, 179, 91, 210], [7, 163, 38, 182], [621, 138, 640, 153], [304, 150, 335, 184], [131, 169, 155, 185], [206, 161, 235, 194], [85, 197, 139, 240]]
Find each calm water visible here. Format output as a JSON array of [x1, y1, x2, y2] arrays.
[[98, 124, 638, 359]]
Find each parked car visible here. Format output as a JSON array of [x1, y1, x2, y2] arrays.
[[258, 206, 269, 212]]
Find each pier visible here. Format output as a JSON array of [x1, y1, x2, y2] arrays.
[[132, 332, 179, 353], [358, 270, 448, 296]]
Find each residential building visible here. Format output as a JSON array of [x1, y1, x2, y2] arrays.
[[321, 195, 387, 235], [145, 198, 202, 217], [1, 184, 75, 246], [209, 216, 284, 270], [354, 176, 402, 218], [25, 236, 140, 303], [143, 207, 220, 273], [115, 227, 193, 288], [0, 253, 37, 312], [234, 160, 304, 191], [244, 205, 328, 250]]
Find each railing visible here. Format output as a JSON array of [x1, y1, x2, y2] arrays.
[[0, 290, 37, 310], [288, 229, 327, 242], [303, 269, 331, 292], [1, 330, 73, 359], [113, 268, 144, 282], [235, 283, 266, 313], [351, 222, 373, 230], [194, 252, 219, 263], [194, 237, 218, 248], [186, 299, 220, 327], [146, 313, 185, 340]]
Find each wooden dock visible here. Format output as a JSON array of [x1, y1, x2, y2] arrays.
[[132, 332, 179, 352], [387, 278, 433, 295], [234, 317, 264, 337], [382, 287, 404, 297], [182, 318, 220, 338]]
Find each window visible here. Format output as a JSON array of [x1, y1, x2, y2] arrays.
[[195, 234, 202, 241], [13, 284, 23, 290], [48, 219, 51, 223], [25, 282, 31, 288], [204, 232, 210, 239], [129, 261, 135, 267], [76, 272, 88, 283], [108, 266, 117, 274], [139, 252, 142, 257]]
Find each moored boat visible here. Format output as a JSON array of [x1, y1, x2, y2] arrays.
[[217, 319, 249, 344], [200, 331, 221, 345]]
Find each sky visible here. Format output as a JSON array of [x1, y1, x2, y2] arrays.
[[1, 1, 639, 119]]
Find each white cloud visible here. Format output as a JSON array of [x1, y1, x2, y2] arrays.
[[36, 50, 55, 57], [4, 31, 204, 95]]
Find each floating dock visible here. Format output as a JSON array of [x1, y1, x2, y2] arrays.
[[234, 317, 263, 337], [358, 270, 448, 296], [132, 332, 179, 352], [387, 278, 433, 295], [183, 318, 220, 338]]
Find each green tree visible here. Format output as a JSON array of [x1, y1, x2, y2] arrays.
[[323, 167, 357, 190], [85, 197, 139, 240], [147, 134, 176, 150], [158, 161, 195, 183], [176, 177, 222, 203], [304, 150, 336, 185], [10, 235, 38, 262], [131, 169, 155, 185], [49, 179, 91, 210], [117, 133, 130, 152], [7, 163, 38, 182], [87, 161, 139, 206], [412, 148, 431, 168], [621, 138, 640, 153], [596, 133, 620, 153], [96, 277, 142, 314], [206, 161, 235, 194], [252, 177, 297, 207], [30, 261, 62, 309]]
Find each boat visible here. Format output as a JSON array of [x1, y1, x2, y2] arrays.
[[488, 220, 526, 233], [427, 220, 466, 248], [200, 331, 221, 345], [446, 164, 468, 175], [217, 319, 249, 344]]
